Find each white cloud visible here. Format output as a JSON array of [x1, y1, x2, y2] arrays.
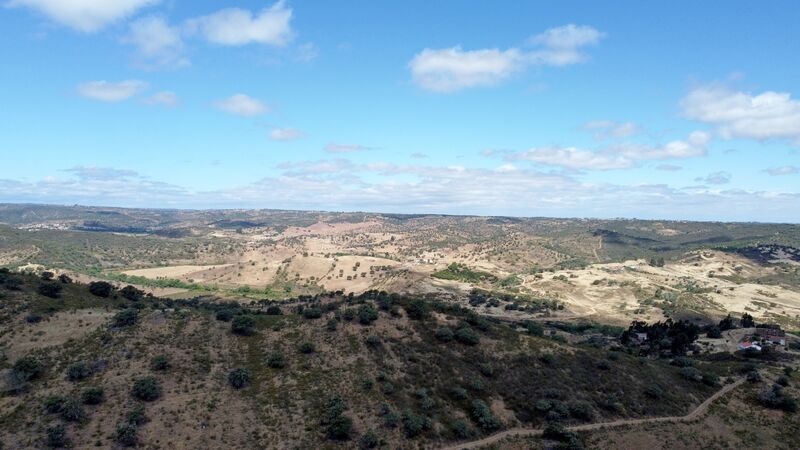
[[324, 143, 370, 153], [409, 24, 604, 92], [583, 120, 640, 139], [409, 47, 525, 93], [681, 85, 800, 142], [295, 42, 318, 62], [144, 91, 178, 107], [508, 132, 710, 170], [765, 166, 799, 176], [269, 128, 304, 141], [8, 0, 158, 32], [77, 80, 148, 102], [185, 2, 293, 47], [215, 94, 269, 116], [124, 16, 187, 68], [656, 164, 682, 171], [527, 24, 606, 66], [696, 171, 731, 185]]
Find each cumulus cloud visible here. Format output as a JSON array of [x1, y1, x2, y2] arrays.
[[583, 120, 640, 139], [409, 24, 604, 92], [324, 143, 371, 153], [77, 80, 148, 102], [124, 16, 187, 68], [269, 128, 304, 141], [185, 1, 293, 47], [215, 94, 269, 116], [144, 91, 178, 107], [7, 0, 158, 32], [682, 85, 800, 143], [696, 171, 732, 185], [507, 131, 710, 170], [765, 166, 799, 176]]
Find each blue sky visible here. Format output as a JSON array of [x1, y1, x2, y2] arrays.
[[1, 1, 799, 222]]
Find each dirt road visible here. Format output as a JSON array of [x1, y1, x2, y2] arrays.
[[439, 377, 745, 450]]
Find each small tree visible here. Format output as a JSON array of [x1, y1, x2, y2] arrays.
[[150, 354, 170, 372], [131, 376, 162, 401], [357, 304, 379, 325], [740, 313, 755, 328], [120, 285, 144, 301], [67, 361, 91, 381], [267, 352, 286, 369], [115, 423, 138, 447], [299, 342, 316, 354], [60, 397, 86, 422], [46, 424, 68, 448], [113, 309, 139, 327], [266, 305, 282, 315], [89, 281, 113, 298], [303, 307, 323, 319], [81, 387, 104, 405], [455, 326, 480, 345], [435, 327, 454, 342], [58, 274, 73, 284], [12, 356, 42, 381], [38, 281, 63, 298], [231, 315, 256, 336], [228, 368, 251, 389]]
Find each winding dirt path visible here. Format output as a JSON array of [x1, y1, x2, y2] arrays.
[[439, 377, 745, 450]]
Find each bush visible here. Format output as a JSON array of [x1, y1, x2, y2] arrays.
[[266, 305, 282, 315], [126, 404, 148, 426], [38, 281, 63, 298], [759, 384, 798, 412], [89, 281, 113, 298], [365, 335, 382, 347], [479, 363, 494, 377], [525, 321, 545, 336], [81, 387, 104, 405], [357, 304, 379, 325], [46, 424, 68, 448], [215, 308, 235, 321], [228, 368, 251, 389], [322, 395, 352, 441], [471, 399, 501, 431], [58, 274, 72, 284], [455, 326, 480, 346], [299, 341, 316, 354], [150, 354, 170, 371], [115, 423, 138, 447], [131, 376, 162, 401], [120, 285, 144, 301], [326, 318, 338, 331], [401, 410, 430, 437], [303, 307, 323, 319], [568, 401, 594, 421], [359, 429, 380, 449], [645, 385, 664, 398], [43, 395, 67, 413], [404, 299, 429, 320], [680, 366, 702, 382], [267, 352, 286, 368], [60, 397, 86, 422], [13, 356, 43, 381], [231, 315, 256, 335], [113, 309, 139, 327], [435, 327, 454, 342], [747, 370, 762, 382], [706, 326, 722, 338], [67, 361, 91, 381], [25, 313, 43, 323], [452, 420, 474, 439]]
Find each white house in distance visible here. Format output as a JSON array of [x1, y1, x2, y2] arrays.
[[737, 341, 762, 352]]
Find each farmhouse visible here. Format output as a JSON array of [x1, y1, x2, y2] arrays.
[[756, 327, 786, 346]]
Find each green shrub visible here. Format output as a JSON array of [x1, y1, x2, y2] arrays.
[[525, 321, 545, 336], [13, 356, 42, 381], [43, 395, 67, 413], [215, 309, 235, 321], [298, 342, 316, 354], [303, 307, 323, 319], [322, 395, 352, 441], [67, 361, 91, 381], [435, 327, 454, 342], [452, 420, 474, 439], [126, 404, 148, 425], [37, 281, 62, 298], [113, 309, 138, 327], [150, 354, 170, 371], [401, 410, 431, 437], [359, 429, 380, 449], [358, 304, 379, 325], [471, 399, 501, 431], [479, 363, 494, 377], [231, 315, 256, 335], [568, 401, 594, 421], [120, 285, 144, 301], [46, 424, 68, 448], [326, 318, 338, 331], [267, 352, 286, 368], [60, 397, 86, 422], [266, 305, 282, 315], [365, 335, 382, 347], [89, 281, 113, 298], [115, 423, 138, 447], [131, 376, 162, 401], [645, 385, 664, 398], [455, 326, 480, 345], [228, 368, 251, 389], [747, 370, 762, 382], [404, 299, 429, 320], [81, 387, 104, 405], [342, 308, 355, 321]]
